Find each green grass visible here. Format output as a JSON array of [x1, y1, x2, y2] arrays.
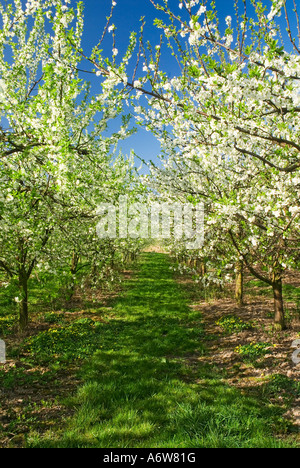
[[246, 278, 300, 304], [24, 318, 103, 364], [27, 253, 297, 448], [216, 315, 254, 334], [245, 278, 300, 323], [235, 342, 274, 364]]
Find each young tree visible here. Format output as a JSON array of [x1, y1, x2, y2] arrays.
[[0, 0, 135, 329], [143, 125, 299, 329], [94, 0, 300, 328]]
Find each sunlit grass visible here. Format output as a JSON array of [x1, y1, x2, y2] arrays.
[[27, 253, 298, 448]]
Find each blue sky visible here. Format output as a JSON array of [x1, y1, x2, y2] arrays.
[[70, 0, 246, 169], [78, 0, 169, 169], [60, 0, 296, 169], [79, 0, 184, 169]]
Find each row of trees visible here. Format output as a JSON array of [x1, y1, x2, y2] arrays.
[[1, 0, 299, 330], [94, 0, 299, 329], [0, 0, 145, 329]]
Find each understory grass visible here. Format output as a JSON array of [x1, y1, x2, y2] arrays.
[[27, 253, 298, 448]]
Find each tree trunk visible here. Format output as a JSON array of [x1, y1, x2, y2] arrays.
[[18, 269, 29, 330], [70, 251, 79, 276], [69, 251, 80, 299], [272, 274, 286, 330], [235, 260, 244, 306]]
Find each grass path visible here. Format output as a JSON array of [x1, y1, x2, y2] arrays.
[[31, 253, 296, 448]]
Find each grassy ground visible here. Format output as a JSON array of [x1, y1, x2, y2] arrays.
[[15, 252, 298, 448]]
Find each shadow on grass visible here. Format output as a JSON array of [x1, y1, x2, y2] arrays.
[[28, 253, 297, 448]]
